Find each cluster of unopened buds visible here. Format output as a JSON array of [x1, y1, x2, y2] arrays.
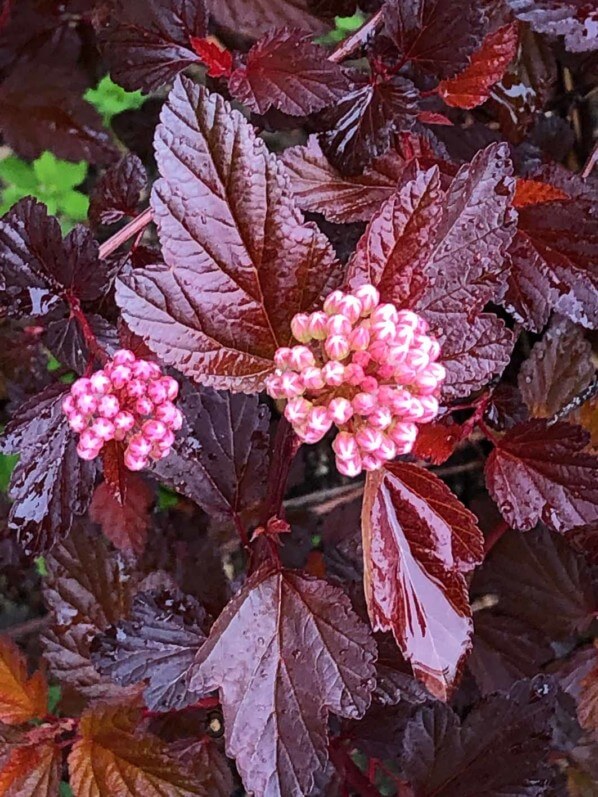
[[265, 285, 446, 477], [62, 350, 182, 472]]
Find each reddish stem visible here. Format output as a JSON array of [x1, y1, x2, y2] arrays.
[[484, 519, 509, 557], [98, 206, 154, 261], [328, 9, 384, 63], [329, 742, 382, 797], [67, 294, 108, 366], [581, 142, 598, 179]]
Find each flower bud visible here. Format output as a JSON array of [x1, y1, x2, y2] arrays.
[[131, 360, 155, 380], [77, 442, 101, 461], [352, 284, 380, 315], [113, 411, 136, 438], [127, 434, 152, 458], [280, 372, 305, 398], [305, 406, 333, 439], [352, 392, 377, 416], [265, 374, 285, 399], [362, 452, 384, 472], [289, 345, 315, 371], [371, 303, 398, 324], [349, 325, 370, 351], [322, 361, 345, 386], [274, 347, 293, 370], [77, 393, 98, 416], [378, 435, 397, 461], [325, 334, 350, 361], [161, 376, 179, 401], [396, 310, 420, 329], [370, 320, 397, 343], [404, 348, 430, 372], [336, 455, 362, 478], [142, 419, 168, 442], [135, 397, 154, 416], [389, 422, 418, 448], [124, 451, 148, 471], [90, 417, 115, 442], [112, 349, 136, 366], [419, 395, 440, 423], [327, 314, 352, 337], [90, 371, 112, 395], [344, 363, 365, 386], [110, 365, 132, 389], [308, 311, 329, 340], [125, 379, 147, 399], [328, 397, 354, 425], [355, 426, 384, 453], [62, 394, 76, 416], [337, 295, 362, 324], [368, 406, 393, 430], [147, 379, 169, 405], [361, 376, 379, 394], [285, 397, 312, 425], [291, 313, 312, 343], [332, 431, 359, 459], [302, 367, 325, 391], [68, 413, 89, 433], [323, 290, 345, 315], [71, 378, 93, 399]]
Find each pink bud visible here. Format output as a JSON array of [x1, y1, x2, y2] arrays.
[[361, 375, 378, 394], [308, 311, 329, 340], [371, 320, 397, 343], [91, 417, 115, 442], [362, 452, 384, 472], [150, 445, 171, 462], [355, 426, 384, 453], [110, 365, 132, 389], [371, 303, 398, 324], [427, 362, 446, 383], [405, 397, 425, 421], [325, 335, 350, 361], [68, 413, 89, 433], [289, 346, 315, 371], [413, 369, 440, 396], [332, 431, 359, 459], [323, 290, 345, 316], [113, 411, 136, 439], [377, 386, 395, 406], [328, 397, 353, 425], [352, 284, 380, 315], [419, 396, 440, 423], [378, 435, 397, 461], [337, 295, 363, 324], [428, 338, 441, 362], [387, 341, 409, 366], [404, 348, 429, 372], [285, 397, 312, 425], [349, 326, 370, 351], [377, 364, 396, 380], [336, 455, 362, 478], [135, 397, 154, 416], [265, 374, 285, 399], [368, 340, 388, 363], [344, 363, 365, 386], [77, 443, 101, 461], [389, 422, 418, 448], [71, 378, 93, 399], [124, 450, 148, 471], [142, 419, 168, 442], [302, 367, 325, 391], [352, 350, 371, 369], [112, 349, 136, 366], [62, 394, 76, 416], [161, 376, 179, 401], [396, 310, 420, 329], [322, 361, 345, 386], [147, 379, 169, 405], [126, 378, 147, 399], [90, 371, 112, 395], [369, 406, 393, 430], [306, 406, 333, 438], [127, 434, 152, 458], [155, 402, 179, 427], [352, 392, 377, 416], [155, 429, 175, 450], [98, 394, 120, 419], [79, 428, 102, 452], [327, 314, 352, 337], [274, 347, 293, 370], [281, 372, 305, 398], [169, 408, 183, 431], [131, 359, 155, 380], [291, 313, 312, 343], [393, 325, 414, 349], [77, 393, 98, 416], [393, 362, 418, 384], [388, 389, 413, 416]]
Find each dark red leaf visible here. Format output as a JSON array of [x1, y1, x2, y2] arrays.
[[0, 738, 62, 797], [439, 22, 519, 109], [228, 29, 350, 116], [468, 609, 553, 695], [566, 521, 598, 566], [92, 588, 206, 711], [411, 418, 466, 465], [319, 73, 420, 175], [189, 37, 233, 78], [89, 154, 147, 227], [42, 523, 139, 700], [307, 0, 357, 17], [0, 198, 108, 320], [507, 0, 598, 53], [440, 314, 515, 401], [474, 526, 597, 637], [116, 78, 340, 391], [0, 65, 116, 164], [189, 567, 376, 796], [362, 462, 484, 699], [518, 317, 594, 418], [396, 676, 559, 795], [0, 384, 96, 556], [383, 0, 487, 79], [44, 314, 119, 375], [206, 0, 329, 36], [101, 0, 208, 92], [152, 383, 270, 519], [513, 177, 570, 207], [90, 474, 154, 556], [485, 420, 598, 532], [503, 199, 598, 331]]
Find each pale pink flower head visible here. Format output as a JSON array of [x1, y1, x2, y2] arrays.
[[63, 349, 182, 472], [265, 284, 445, 476]]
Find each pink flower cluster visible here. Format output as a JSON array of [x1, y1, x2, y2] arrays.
[[265, 285, 445, 477], [62, 349, 182, 472]]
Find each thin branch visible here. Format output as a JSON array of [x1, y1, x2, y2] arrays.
[[328, 9, 384, 63], [549, 375, 598, 425], [581, 141, 598, 179], [98, 206, 154, 261]]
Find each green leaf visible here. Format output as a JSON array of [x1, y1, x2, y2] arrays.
[[85, 76, 146, 125], [60, 190, 90, 222], [35, 556, 49, 577], [157, 485, 179, 510], [0, 452, 18, 492], [47, 684, 61, 714], [33, 152, 87, 192], [60, 783, 73, 797], [0, 156, 37, 191]]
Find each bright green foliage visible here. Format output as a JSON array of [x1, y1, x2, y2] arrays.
[[35, 556, 49, 578], [316, 13, 365, 44], [60, 784, 74, 797], [85, 75, 146, 125], [0, 452, 17, 492], [157, 485, 180, 510], [0, 152, 89, 230], [47, 684, 61, 714]]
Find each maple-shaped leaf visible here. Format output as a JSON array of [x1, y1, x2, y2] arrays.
[[507, 0, 598, 53], [513, 177, 570, 207], [89, 154, 147, 227], [153, 383, 270, 519], [92, 589, 206, 712], [0, 384, 96, 555], [0, 738, 61, 797], [228, 29, 350, 116], [0, 65, 117, 165], [485, 420, 598, 532], [396, 676, 559, 795], [468, 609, 553, 695], [319, 73, 420, 174], [440, 314, 515, 401], [44, 314, 119, 376], [504, 199, 598, 331], [411, 418, 465, 465], [206, 0, 329, 36], [189, 38, 233, 78], [0, 637, 47, 725], [68, 695, 203, 796], [474, 525, 596, 638], [362, 462, 484, 699], [439, 22, 519, 109], [383, 0, 487, 79], [116, 77, 340, 391], [0, 198, 108, 321], [189, 567, 376, 797], [101, 0, 208, 92], [89, 473, 154, 556], [43, 524, 139, 700], [518, 317, 594, 419]]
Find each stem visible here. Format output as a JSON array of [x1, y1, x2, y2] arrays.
[[484, 519, 509, 557], [329, 742, 382, 797], [67, 294, 108, 365], [548, 376, 598, 425], [263, 417, 301, 523], [328, 9, 384, 63], [98, 207, 154, 261], [581, 141, 598, 179]]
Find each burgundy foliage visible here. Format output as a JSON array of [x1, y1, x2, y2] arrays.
[[0, 1, 596, 795]]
